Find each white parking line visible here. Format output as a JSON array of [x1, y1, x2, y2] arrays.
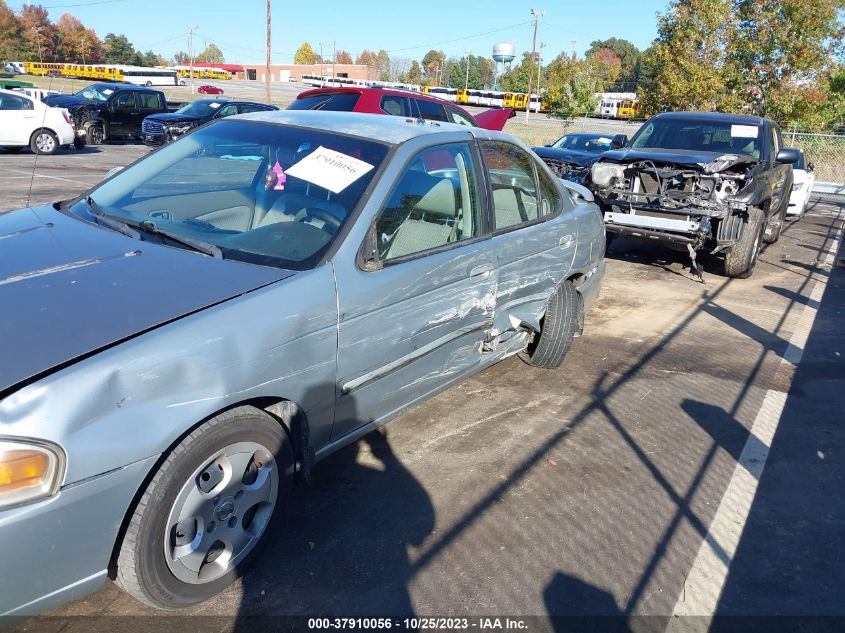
[[0, 167, 98, 186], [668, 211, 844, 630]]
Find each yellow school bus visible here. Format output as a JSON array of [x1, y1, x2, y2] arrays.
[[617, 99, 640, 119]]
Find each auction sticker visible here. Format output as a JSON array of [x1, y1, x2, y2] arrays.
[[730, 124, 758, 138], [286, 146, 374, 193]]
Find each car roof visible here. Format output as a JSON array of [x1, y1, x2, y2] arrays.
[[86, 82, 157, 92], [0, 87, 33, 98], [234, 109, 515, 145], [650, 110, 769, 126], [298, 86, 460, 106]]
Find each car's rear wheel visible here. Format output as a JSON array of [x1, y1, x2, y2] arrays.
[[723, 207, 764, 278], [30, 129, 58, 155], [520, 280, 581, 369], [115, 406, 294, 609], [86, 124, 105, 145]]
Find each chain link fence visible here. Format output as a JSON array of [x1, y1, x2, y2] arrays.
[[504, 114, 845, 185]]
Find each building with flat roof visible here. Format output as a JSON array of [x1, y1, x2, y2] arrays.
[[190, 62, 378, 83]]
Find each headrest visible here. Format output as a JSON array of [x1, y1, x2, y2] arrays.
[[415, 179, 457, 218]]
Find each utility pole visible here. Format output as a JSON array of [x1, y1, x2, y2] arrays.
[[265, 0, 271, 103], [535, 42, 545, 114], [464, 49, 471, 91], [187, 25, 198, 93], [571, 39, 577, 61], [525, 9, 544, 121], [332, 40, 336, 81], [80, 32, 86, 65], [32, 27, 43, 66], [319, 42, 323, 86]]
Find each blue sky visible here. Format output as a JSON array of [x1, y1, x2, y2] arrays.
[[12, 0, 668, 64]]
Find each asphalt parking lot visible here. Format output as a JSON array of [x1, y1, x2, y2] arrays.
[[3, 145, 844, 631]]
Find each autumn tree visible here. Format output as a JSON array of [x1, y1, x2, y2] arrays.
[[55, 14, 101, 63], [586, 37, 640, 89], [356, 49, 377, 67], [421, 49, 445, 81], [335, 49, 352, 65], [0, 1, 23, 61], [195, 43, 224, 64], [20, 4, 57, 61], [294, 42, 319, 65], [588, 48, 622, 89]]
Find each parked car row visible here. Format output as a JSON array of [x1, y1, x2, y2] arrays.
[[533, 112, 814, 280]]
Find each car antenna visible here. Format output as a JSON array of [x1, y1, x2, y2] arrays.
[[25, 72, 57, 209]]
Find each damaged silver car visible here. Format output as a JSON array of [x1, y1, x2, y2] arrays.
[[591, 111, 797, 278], [0, 111, 605, 614]]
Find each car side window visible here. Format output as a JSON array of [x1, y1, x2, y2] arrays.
[[216, 104, 238, 118], [375, 143, 482, 262], [480, 141, 540, 230], [137, 92, 159, 109], [0, 94, 33, 110], [114, 92, 136, 109], [380, 95, 411, 117], [537, 167, 562, 217], [238, 104, 264, 114], [414, 98, 448, 122], [448, 107, 477, 127]]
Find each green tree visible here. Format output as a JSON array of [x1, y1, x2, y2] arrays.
[[102, 33, 139, 64], [294, 42, 318, 65], [499, 52, 536, 93], [421, 48, 445, 81], [405, 59, 423, 85], [586, 37, 640, 89], [375, 49, 390, 81], [543, 54, 602, 118], [446, 54, 492, 89], [639, 0, 737, 115], [195, 43, 224, 64]]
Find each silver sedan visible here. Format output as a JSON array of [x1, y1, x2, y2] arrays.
[[0, 110, 606, 614]]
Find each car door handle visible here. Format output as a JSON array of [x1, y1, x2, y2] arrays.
[[559, 234, 574, 250], [469, 263, 493, 281]]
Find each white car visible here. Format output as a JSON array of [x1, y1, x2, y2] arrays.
[[0, 88, 76, 155], [787, 148, 815, 220]]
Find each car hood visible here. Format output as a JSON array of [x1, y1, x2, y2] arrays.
[[600, 147, 758, 169], [145, 113, 204, 124], [42, 94, 98, 109], [0, 205, 293, 396], [532, 146, 602, 167]]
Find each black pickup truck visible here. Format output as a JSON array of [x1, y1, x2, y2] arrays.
[[590, 111, 797, 278], [43, 83, 168, 146]]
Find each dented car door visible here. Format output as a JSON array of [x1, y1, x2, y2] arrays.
[[333, 141, 497, 440], [480, 140, 578, 341]]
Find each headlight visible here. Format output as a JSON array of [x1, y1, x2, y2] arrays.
[[169, 124, 195, 135], [590, 162, 625, 188], [0, 439, 64, 509]]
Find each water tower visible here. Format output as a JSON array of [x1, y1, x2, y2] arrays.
[[492, 42, 516, 77]]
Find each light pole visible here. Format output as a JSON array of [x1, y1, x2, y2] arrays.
[[265, 0, 271, 104], [535, 42, 545, 114], [525, 8, 544, 122], [464, 49, 471, 91], [80, 32, 86, 65], [319, 42, 324, 86], [32, 27, 44, 67], [187, 25, 199, 93]]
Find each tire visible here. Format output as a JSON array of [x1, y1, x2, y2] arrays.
[[30, 129, 58, 155], [4, 146, 23, 153], [763, 196, 788, 244], [520, 280, 581, 369], [86, 124, 105, 145], [115, 406, 294, 609], [723, 207, 764, 278]]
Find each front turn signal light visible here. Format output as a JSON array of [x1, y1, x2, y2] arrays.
[[0, 440, 64, 510]]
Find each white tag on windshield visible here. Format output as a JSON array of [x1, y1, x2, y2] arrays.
[[103, 89, 113, 95], [209, 102, 221, 108], [285, 146, 374, 194], [731, 124, 758, 138]]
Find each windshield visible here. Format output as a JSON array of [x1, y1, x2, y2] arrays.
[[75, 84, 116, 101], [175, 100, 224, 117], [552, 134, 612, 153], [77, 119, 389, 270], [630, 119, 762, 158]]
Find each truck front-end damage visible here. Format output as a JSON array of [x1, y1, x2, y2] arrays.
[[591, 154, 759, 276]]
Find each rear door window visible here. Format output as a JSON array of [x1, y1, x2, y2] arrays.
[[288, 92, 361, 111], [137, 92, 160, 109], [448, 107, 477, 127], [380, 94, 413, 117], [114, 92, 137, 109], [480, 141, 541, 231], [414, 98, 449, 122]]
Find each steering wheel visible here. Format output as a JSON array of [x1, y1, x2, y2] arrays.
[[294, 207, 341, 233]]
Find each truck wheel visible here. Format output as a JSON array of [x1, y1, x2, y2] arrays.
[[30, 129, 59, 155], [115, 406, 294, 609], [520, 280, 581, 369], [723, 207, 764, 279], [763, 197, 788, 244], [86, 124, 105, 145]]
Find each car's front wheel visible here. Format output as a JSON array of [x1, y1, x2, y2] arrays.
[[723, 207, 764, 278], [86, 124, 105, 145], [115, 406, 294, 609]]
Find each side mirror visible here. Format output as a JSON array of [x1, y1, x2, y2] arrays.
[[776, 148, 800, 164], [560, 179, 594, 203], [611, 134, 627, 149]]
